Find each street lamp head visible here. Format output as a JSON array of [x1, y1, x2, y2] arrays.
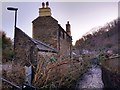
[[7, 7, 18, 11], [7, 6, 18, 28]]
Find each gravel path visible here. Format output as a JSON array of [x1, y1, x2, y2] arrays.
[[76, 65, 104, 89]]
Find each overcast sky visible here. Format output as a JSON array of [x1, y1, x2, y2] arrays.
[[1, 0, 119, 45]]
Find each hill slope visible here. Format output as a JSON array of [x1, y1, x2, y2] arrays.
[[74, 18, 120, 55]]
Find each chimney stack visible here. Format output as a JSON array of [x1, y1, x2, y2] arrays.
[[66, 21, 71, 36], [39, 2, 51, 16]]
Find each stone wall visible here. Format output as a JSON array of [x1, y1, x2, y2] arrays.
[[32, 16, 72, 59], [37, 51, 57, 63], [59, 34, 72, 59], [101, 66, 120, 89], [58, 25, 72, 59], [14, 28, 38, 66], [101, 56, 120, 89], [32, 16, 58, 49]]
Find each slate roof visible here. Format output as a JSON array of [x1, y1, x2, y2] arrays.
[[16, 27, 58, 53], [31, 39, 58, 53]]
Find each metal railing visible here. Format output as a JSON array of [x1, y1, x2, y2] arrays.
[[1, 78, 37, 90], [1, 78, 22, 90]]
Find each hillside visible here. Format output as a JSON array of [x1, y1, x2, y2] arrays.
[[74, 18, 120, 55]]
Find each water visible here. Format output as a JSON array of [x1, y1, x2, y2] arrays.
[[76, 65, 104, 89]]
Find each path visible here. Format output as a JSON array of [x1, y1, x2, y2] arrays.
[[76, 65, 104, 89]]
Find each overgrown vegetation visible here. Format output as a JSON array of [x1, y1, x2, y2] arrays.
[[2, 62, 25, 89], [75, 18, 119, 54], [2, 53, 90, 89], [1, 31, 91, 89], [33, 54, 90, 89], [74, 18, 120, 89], [2, 17, 119, 89], [1, 31, 14, 63]]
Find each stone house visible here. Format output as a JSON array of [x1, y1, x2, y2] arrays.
[[14, 2, 72, 66], [32, 2, 72, 59], [14, 27, 57, 67], [14, 27, 58, 85], [14, 2, 72, 85]]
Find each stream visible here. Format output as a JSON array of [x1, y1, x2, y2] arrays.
[[76, 64, 104, 89]]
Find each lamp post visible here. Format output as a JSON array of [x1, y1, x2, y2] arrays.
[[7, 7, 18, 29], [7, 7, 18, 59]]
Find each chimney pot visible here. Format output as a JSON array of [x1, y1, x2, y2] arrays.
[[67, 21, 69, 24], [66, 21, 71, 36], [46, 2, 49, 7], [42, 2, 45, 8]]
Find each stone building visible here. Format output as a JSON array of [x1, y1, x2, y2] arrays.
[[32, 2, 72, 59], [14, 2, 72, 85], [14, 27, 57, 66], [14, 2, 72, 66]]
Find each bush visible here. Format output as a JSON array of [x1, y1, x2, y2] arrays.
[[33, 54, 90, 89]]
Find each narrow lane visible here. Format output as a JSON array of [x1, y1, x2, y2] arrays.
[[76, 65, 104, 89]]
